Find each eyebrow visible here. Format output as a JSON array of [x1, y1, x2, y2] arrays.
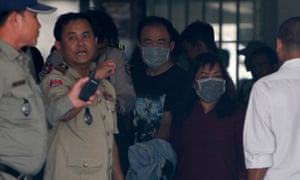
[[65, 30, 91, 36]]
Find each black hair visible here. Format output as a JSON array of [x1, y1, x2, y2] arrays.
[[130, 16, 180, 71], [84, 9, 119, 47], [0, 11, 10, 26], [180, 21, 218, 53], [53, 12, 98, 42], [247, 46, 279, 69], [0, 10, 24, 26], [137, 16, 177, 42], [174, 52, 237, 126], [278, 16, 300, 49]]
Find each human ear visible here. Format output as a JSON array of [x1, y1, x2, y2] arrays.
[[169, 41, 175, 51], [54, 41, 62, 52]]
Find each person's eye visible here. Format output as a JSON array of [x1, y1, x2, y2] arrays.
[[83, 33, 90, 39], [143, 40, 152, 46], [158, 40, 168, 46], [200, 75, 209, 79], [67, 35, 75, 41]]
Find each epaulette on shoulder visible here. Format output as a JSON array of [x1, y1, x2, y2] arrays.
[[108, 42, 125, 50], [55, 63, 68, 74]]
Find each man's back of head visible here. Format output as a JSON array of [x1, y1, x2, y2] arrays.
[[278, 16, 300, 60]]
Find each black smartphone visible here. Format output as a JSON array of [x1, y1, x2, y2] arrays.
[[79, 70, 99, 101]]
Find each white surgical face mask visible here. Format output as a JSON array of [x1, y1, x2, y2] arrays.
[[141, 47, 169, 69], [194, 77, 226, 103]]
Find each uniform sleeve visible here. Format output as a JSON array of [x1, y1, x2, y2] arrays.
[[40, 73, 73, 127], [243, 81, 274, 169], [106, 49, 136, 113]]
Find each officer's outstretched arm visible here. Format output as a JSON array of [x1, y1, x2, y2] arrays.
[[63, 77, 100, 121]]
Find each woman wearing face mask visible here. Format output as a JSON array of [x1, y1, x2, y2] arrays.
[[171, 52, 247, 180]]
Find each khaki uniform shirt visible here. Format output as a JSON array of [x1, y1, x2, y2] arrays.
[[99, 47, 135, 113], [42, 47, 136, 114], [41, 64, 118, 180], [0, 40, 47, 175]]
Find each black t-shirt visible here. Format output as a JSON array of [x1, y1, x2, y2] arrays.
[[131, 65, 186, 142]]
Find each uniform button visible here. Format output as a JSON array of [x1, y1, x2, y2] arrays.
[[107, 132, 110, 136], [108, 148, 112, 153], [103, 115, 106, 120], [108, 109, 112, 113], [83, 162, 88, 168]]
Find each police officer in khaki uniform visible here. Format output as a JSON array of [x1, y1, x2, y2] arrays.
[[0, 1, 98, 180], [42, 41, 135, 114], [40, 12, 124, 180], [41, 11, 136, 115], [41, 10, 135, 174], [0, 1, 56, 180]]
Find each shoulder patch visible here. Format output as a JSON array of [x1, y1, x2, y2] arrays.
[[55, 63, 68, 74], [49, 78, 64, 87], [40, 61, 53, 76]]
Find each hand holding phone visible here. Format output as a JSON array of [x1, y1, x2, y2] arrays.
[[79, 71, 100, 101]]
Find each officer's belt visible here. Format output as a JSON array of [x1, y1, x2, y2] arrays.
[[0, 163, 24, 179]]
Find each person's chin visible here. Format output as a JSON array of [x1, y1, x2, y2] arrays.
[[76, 58, 92, 64]]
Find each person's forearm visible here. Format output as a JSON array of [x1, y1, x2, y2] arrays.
[[248, 168, 268, 180], [154, 123, 171, 139], [154, 112, 172, 140]]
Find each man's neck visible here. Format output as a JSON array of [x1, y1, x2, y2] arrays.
[[146, 60, 173, 76], [71, 64, 91, 77]]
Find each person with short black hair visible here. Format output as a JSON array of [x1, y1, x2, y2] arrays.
[[40, 12, 123, 180], [177, 20, 218, 71], [0, 1, 56, 179], [237, 46, 279, 104], [243, 16, 300, 180], [131, 16, 186, 142], [127, 16, 186, 179]]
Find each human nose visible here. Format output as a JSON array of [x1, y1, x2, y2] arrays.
[[76, 37, 85, 46]]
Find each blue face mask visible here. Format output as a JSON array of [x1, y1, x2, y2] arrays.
[[194, 77, 226, 103], [141, 47, 169, 69]]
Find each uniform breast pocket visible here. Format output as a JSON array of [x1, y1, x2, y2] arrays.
[[10, 83, 34, 98], [0, 83, 34, 120], [67, 152, 105, 177]]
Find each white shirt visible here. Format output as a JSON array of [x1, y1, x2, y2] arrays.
[[243, 58, 300, 180]]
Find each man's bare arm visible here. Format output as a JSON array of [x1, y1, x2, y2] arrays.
[[248, 168, 268, 180]]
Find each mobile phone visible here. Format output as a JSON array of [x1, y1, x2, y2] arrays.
[[79, 70, 99, 101]]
